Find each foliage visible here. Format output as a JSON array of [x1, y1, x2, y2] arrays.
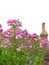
[[0, 39, 46, 65]]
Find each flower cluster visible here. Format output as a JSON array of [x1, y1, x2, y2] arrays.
[[7, 19, 22, 27], [16, 29, 29, 39], [16, 30, 38, 40], [0, 19, 22, 45]]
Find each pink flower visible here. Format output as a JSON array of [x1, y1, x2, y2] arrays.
[[4, 30, 14, 37], [16, 31, 22, 39], [40, 39, 48, 44], [26, 34, 31, 39], [7, 19, 17, 26], [16, 29, 29, 39], [4, 35, 8, 39], [30, 33, 38, 40], [22, 29, 28, 35], [4, 38, 11, 45], [40, 39, 49, 47], [7, 19, 12, 26], [16, 30, 38, 41], [16, 19, 22, 26], [16, 30, 38, 42], [0, 24, 3, 33], [7, 19, 22, 27]]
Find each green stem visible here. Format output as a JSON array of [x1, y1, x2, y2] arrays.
[[13, 26, 16, 43]]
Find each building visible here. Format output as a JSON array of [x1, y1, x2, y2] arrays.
[[40, 22, 49, 65], [40, 22, 48, 40]]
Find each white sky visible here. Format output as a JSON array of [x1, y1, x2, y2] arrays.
[[0, 0, 49, 37]]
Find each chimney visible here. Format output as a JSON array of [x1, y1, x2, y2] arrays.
[[42, 23, 45, 32], [40, 22, 48, 40]]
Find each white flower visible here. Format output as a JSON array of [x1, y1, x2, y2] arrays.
[[16, 48, 21, 51]]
